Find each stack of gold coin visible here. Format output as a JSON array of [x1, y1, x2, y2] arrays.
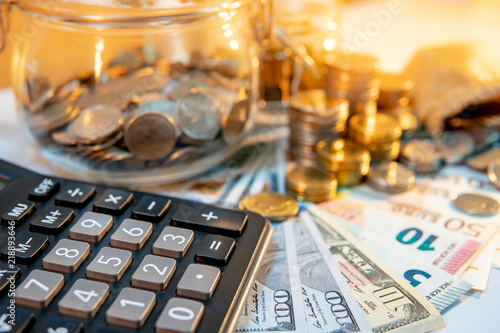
[[348, 113, 402, 163], [285, 165, 338, 203], [316, 139, 371, 187], [325, 51, 381, 117], [289, 90, 349, 167]]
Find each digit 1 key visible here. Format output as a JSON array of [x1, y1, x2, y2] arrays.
[[106, 287, 156, 329]]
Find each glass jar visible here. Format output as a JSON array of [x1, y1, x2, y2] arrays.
[[1, 0, 267, 185]]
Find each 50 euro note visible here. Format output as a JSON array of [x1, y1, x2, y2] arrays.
[[287, 215, 372, 332], [306, 206, 446, 333], [235, 223, 307, 332]]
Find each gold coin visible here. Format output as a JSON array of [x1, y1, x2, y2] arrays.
[[348, 113, 402, 142], [316, 139, 371, 166], [378, 72, 414, 108], [239, 192, 299, 222]]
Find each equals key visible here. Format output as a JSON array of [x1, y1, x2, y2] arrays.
[[132, 195, 171, 223]]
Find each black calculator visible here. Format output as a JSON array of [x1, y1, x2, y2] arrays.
[[0, 159, 272, 333]]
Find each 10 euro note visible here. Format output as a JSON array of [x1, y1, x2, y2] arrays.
[[287, 215, 372, 332], [235, 223, 307, 332], [306, 206, 446, 333]]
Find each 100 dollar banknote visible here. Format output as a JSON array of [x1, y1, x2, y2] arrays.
[[306, 207, 446, 333]]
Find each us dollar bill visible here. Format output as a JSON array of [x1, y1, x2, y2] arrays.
[[307, 206, 446, 333], [288, 215, 372, 332], [235, 223, 307, 332]]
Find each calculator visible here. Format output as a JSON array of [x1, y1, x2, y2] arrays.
[[0, 159, 272, 333]]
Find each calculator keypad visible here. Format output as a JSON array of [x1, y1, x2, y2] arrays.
[[15, 270, 64, 309], [106, 287, 156, 329], [70, 212, 113, 243], [153, 226, 194, 258], [132, 255, 176, 291], [86, 247, 132, 282], [156, 298, 204, 333], [43, 239, 90, 273], [110, 219, 153, 250], [58, 279, 109, 319]]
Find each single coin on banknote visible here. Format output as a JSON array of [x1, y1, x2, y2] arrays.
[[452, 193, 499, 216], [239, 192, 299, 222], [367, 162, 415, 193], [487, 158, 500, 189], [467, 148, 500, 171]]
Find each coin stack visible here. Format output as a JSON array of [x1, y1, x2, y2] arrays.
[[377, 73, 418, 139], [285, 165, 338, 203], [289, 90, 349, 167], [367, 162, 415, 193], [348, 113, 402, 163], [316, 139, 371, 187], [325, 51, 381, 117]]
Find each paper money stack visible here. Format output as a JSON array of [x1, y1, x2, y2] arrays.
[[289, 90, 349, 167], [316, 138, 371, 187], [325, 51, 381, 118], [348, 113, 402, 163]]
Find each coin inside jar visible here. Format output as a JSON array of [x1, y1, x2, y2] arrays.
[[367, 162, 415, 193], [222, 99, 251, 144], [487, 158, 500, 189], [176, 91, 222, 141], [239, 192, 299, 222], [124, 112, 179, 160], [68, 105, 124, 144], [452, 193, 499, 216]]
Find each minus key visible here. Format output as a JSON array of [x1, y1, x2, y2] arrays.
[[131, 195, 171, 222]]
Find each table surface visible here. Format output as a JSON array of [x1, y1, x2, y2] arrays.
[[2, 1, 500, 331]]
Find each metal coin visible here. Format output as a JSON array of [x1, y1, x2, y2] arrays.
[[367, 162, 415, 193], [378, 73, 414, 108], [68, 105, 124, 144], [452, 193, 499, 216], [26, 99, 80, 134], [435, 131, 475, 164], [222, 99, 251, 144], [400, 139, 444, 174], [238, 192, 299, 222], [176, 91, 222, 141], [487, 158, 500, 189], [124, 112, 178, 160], [467, 148, 500, 172]]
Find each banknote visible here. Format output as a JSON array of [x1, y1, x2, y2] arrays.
[[289, 215, 372, 332], [235, 223, 307, 332], [307, 206, 446, 333]]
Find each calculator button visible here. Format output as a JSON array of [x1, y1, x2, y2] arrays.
[[86, 247, 132, 282], [43, 239, 90, 273], [55, 183, 96, 208], [58, 278, 109, 319], [0, 309, 34, 333], [132, 255, 176, 291], [40, 317, 83, 333], [106, 287, 156, 329], [110, 218, 153, 250], [171, 203, 247, 237], [69, 212, 113, 243], [1, 233, 49, 264], [30, 207, 74, 234], [15, 269, 64, 309], [0, 263, 19, 295], [177, 264, 220, 300], [1, 200, 35, 226], [28, 177, 60, 202], [131, 195, 171, 222], [93, 189, 133, 215], [153, 226, 194, 258], [156, 298, 204, 333], [195, 235, 235, 266]]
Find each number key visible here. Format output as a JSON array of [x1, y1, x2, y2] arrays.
[[69, 212, 113, 243], [43, 239, 90, 273], [58, 279, 109, 319], [156, 298, 204, 333], [15, 270, 64, 309], [132, 255, 176, 291], [110, 219, 152, 250], [106, 287, 156, 329], [153, 226, 193, 258], [86, 247, 132, 282]]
